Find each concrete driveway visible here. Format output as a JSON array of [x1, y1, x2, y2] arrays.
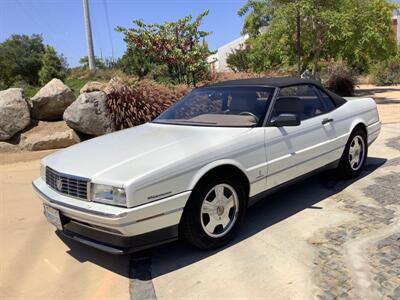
[[1, 89, 399, 300]]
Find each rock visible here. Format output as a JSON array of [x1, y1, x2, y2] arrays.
[[0, 88, 31, 141], [20, 121, 80, 151], [31, 78, 75, 120], [80, 81, 107, 94], [0, 141, 20, 153], [63, 91, 115, 136]]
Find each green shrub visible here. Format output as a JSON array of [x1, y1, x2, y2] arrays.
[[117, 47, 154, 79], [371, 57, 400, 86], [38, 46, 67, 85], [0, 34, 45, 87], [65, 68, 125, 96], [226, 47, 251, 72], [9, 80, 39, 98]]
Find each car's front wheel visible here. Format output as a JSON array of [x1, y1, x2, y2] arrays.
[[179, 175, 247, 249]]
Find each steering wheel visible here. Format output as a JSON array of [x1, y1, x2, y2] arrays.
[[239, 111, 259, 122]]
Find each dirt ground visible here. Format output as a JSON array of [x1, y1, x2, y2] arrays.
[[356, 84, 400, 124], [0, 85, 399, 300]]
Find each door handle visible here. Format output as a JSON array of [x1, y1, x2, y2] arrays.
[[322, 118, 334, 125]]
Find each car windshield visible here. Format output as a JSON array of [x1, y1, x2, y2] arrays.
[[154, 86, 275, 127]]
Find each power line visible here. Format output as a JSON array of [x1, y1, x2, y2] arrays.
[[91, 0, 103, 59], [14, 0, 81, 63], [103, 0, 115, 60]]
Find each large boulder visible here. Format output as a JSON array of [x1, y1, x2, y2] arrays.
[[20, 121, 80, 151], [0, 140, 20, 153], [0, 88, 31, 141], [80, 81, 107, 94], [31, 78, 75, 120], [63, 91, 115, 136]]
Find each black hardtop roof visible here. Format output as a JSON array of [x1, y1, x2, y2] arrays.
[[204, 76, 347, 107], [206, 76, 322, 88]]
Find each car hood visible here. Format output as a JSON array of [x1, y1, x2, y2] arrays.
[[43, 123, 252, 186]]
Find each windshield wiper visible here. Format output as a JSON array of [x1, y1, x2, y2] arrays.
[[154, 120, 218, 125], [176, 120, 218, 125]]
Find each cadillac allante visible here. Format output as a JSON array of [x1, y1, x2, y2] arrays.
[[32, 78, 381, 254]]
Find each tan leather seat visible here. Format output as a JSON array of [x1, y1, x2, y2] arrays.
[[274, 97, 305, 119]]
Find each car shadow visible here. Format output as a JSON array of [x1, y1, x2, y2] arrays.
[[58, 156, 387, 279]]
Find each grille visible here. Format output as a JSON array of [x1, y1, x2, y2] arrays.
[[46, 167, 89, 200]]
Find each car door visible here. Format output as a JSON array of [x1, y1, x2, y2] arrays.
[[314, 87, 347, 161], [264, 84, 337, 189]]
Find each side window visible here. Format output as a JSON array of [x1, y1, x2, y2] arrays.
[[317, 89, 336, 112], [274, 85, 327, 120]]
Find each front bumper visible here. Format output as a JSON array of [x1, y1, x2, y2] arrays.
[[32, 178, 191, 253]]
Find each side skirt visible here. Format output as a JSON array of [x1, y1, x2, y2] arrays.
[[248, 160, 340, 207]]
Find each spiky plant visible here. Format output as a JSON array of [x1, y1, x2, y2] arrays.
[[106, 79, 191, 129]]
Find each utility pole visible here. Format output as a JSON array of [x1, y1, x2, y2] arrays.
[[82, 0, 96, 71]]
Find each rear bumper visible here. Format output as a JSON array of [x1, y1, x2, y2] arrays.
[[33, 178, 190, 253], [367, 121, 381, 146]]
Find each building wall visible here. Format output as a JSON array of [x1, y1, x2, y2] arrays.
[[207, 35, 249, 73], [392, 10, 399, 43], [396, 12, 400, 43]]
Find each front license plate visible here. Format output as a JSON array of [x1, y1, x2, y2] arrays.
[[43, 205, 62, 230]]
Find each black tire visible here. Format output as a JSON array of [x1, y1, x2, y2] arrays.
[[179, 174, 247, 249], [338, 127, 368, 178]]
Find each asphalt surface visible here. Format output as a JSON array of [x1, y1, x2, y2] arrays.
[[1, 123, 399, 300]]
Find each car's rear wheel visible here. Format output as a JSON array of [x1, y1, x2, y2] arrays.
[[179, 175, 247, 249], [338, 128, 368, 178]]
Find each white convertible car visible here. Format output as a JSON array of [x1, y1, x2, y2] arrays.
[[33, 77, 381, 254]]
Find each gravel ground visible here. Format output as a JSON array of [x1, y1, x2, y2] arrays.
[[311, 158, 400, 300]]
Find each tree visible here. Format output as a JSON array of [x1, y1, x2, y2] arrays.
[[79, 56, 106, 69], [38, 46, 67, 85], [238, 0, 272, 36], [329, 0, 398, 72], [226, 46, 251, 72], [0, 34, 45, 86], [116, 11, 211, 85], [239, 0, 398, 74], [117, 46, 153, 79]]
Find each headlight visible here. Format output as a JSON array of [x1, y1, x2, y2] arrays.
[[41, 164, 46, 181], [91, 184, 126, 207]]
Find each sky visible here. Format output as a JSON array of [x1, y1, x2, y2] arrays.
[[0, 0, 247, 67]]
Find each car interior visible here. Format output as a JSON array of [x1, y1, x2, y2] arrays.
[[273, 85, 326, 121]]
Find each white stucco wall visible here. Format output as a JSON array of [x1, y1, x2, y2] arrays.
[[396, 12, 400, 43], [208, 35, 249, 73]]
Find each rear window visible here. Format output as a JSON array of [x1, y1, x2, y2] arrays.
[[317, 89, 336, 111]]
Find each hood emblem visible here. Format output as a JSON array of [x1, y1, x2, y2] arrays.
[[56, 178, 63, 191]]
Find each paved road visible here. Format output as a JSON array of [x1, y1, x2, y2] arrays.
[[1, 123, 399, 300]]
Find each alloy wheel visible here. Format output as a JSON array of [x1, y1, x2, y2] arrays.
[[200, 184, 239, 238], [348, 135, 365, 171]]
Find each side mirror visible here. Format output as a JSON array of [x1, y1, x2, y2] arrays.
[[271, 113, 301, 127]]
